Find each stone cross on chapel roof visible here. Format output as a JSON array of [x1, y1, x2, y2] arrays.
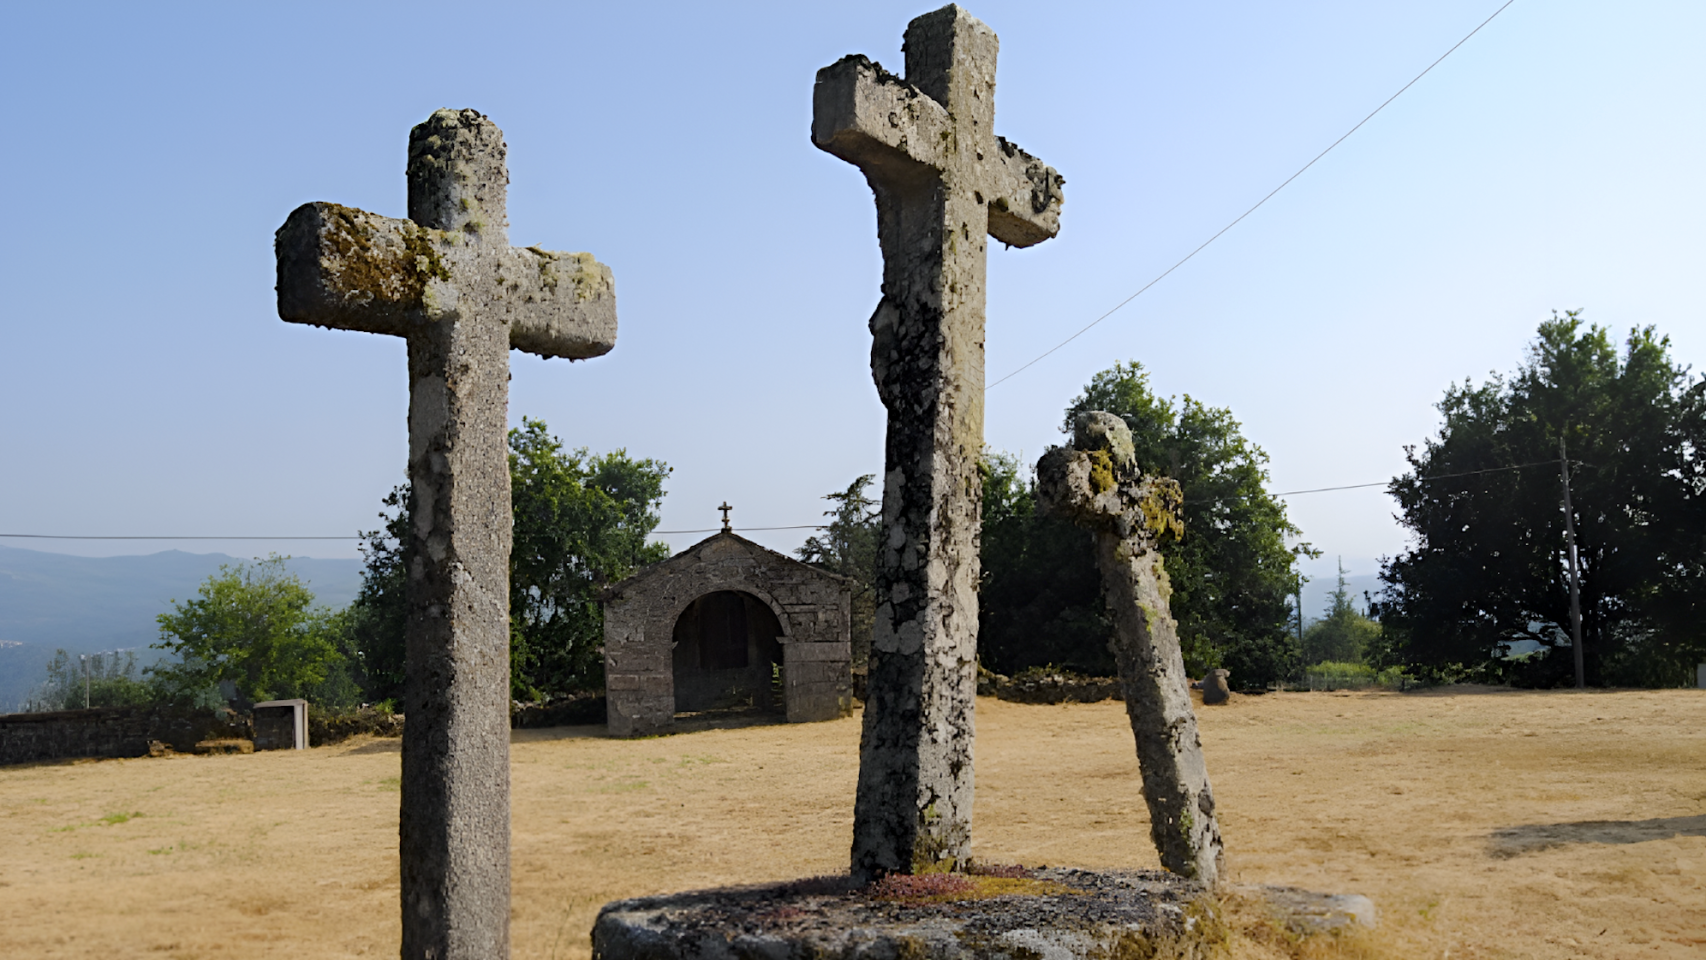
[[275, 108, 616, 960], [812, 5, 1063, 884], [718, 502, 734, 532]]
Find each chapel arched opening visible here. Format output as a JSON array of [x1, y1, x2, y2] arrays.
[[671, 590, 784, 714]]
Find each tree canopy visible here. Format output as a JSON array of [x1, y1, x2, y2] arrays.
[[152, 555, 345, 703], [1302, 561, 1380, 666], [1375, 313, 1706, 687], [508, 418, 670, 700], [340, 418, 670, 705], [24, 649, 157, 712], [795, 475, 880, 667], [978, 362, 1312, 689]]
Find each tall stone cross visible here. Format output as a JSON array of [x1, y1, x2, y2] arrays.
[[812, 4, 1065, 882], [1036, 413, 1224, 883], [274, 109, 616, 960]]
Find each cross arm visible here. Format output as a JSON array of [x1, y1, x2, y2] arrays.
[[812, 55, 949, 180], [275, 202, 451, 336], [985, 137, 1064, 248], [502, 248, 617, 360]]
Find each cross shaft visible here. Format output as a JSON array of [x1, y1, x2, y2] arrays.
[[274, 109, 616, 960], [811, 4, 1064, 882]]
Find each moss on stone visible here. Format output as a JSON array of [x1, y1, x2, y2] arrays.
[[320, 203, 449, 307], [1088, 449, 1116, 496]]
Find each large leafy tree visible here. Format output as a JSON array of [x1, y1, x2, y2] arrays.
[[1066, 363, 1312, 687], [796, 475, 880, 667], [342, 420, 671, 704], [508, 418, 670, 700], [339, 485, 412, 706], [978, 451, 1113, 675], [153, 555, 344, 702], [979, 362, 1311, 688], [1375, 313, 1705, 686]]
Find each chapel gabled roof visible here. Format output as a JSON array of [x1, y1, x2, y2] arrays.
[[604, 530, 855, 601]]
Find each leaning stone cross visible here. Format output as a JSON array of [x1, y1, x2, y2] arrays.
[[812, 4, 1065, 882], [1037, 412, 1224, 882], [274, 108, 616, 959]]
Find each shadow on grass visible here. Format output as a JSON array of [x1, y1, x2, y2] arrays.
[[1490, 814, 1706, 857]]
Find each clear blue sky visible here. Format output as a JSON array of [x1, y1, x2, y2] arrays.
[[2, 1, 1701, 583]]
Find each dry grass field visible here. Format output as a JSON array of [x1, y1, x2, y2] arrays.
[[1, 687, 1702, 959]]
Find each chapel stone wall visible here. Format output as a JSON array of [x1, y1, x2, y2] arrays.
[[603, 533, 853, 737]]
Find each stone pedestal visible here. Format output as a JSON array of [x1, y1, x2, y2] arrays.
[[593, 869, 1208, 960], [592, 869, 1375, 960]]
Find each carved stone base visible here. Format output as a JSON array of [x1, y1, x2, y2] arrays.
[[592, 868, 1374, 960]]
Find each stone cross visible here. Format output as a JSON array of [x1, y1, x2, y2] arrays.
[[719, 501, 733, 532], [274, 109, 616, 959], [812, 4, 1064, 882], [1036, 412, 1224, 882]]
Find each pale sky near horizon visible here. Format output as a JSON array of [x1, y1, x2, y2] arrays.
[[2, 1, 1701, 584]]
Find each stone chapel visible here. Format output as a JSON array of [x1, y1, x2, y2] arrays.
[[602, 528, 854, 737]]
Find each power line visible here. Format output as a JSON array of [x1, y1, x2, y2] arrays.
[[652, 524, 827, 535], [0, 459, 1576, 541], [0, 533, 361, 541], [1194, 457, 1579, 505], [987, 0, 1518, 390], [0, 525, 832, 542]]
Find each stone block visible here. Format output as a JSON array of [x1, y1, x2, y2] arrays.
[[784, 642, 850, 662], [1202, 669, 1231, 705], [252, 699, 308, 750], [786, 687, 851, 724], [784, 661, 847, 685]]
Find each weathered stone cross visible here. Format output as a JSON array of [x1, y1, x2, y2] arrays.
[[812, 4, 1064, 882], [719, 501, 734, 532], [1037, 413, 1225, 882], [274, 109, 616, 960]]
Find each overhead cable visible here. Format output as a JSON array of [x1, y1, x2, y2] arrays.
[[987, 0, 1518, 389]]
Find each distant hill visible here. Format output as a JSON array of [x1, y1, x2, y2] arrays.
[[0, 545, 362, 711]]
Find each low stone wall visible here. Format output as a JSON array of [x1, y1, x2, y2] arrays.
[[512, 694, 606, 729], [978, 669, 1123, 705], [0, 706, 248, 766], [310, 708, 404, 745]]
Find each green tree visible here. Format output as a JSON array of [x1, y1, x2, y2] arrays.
[[340, 422, 671, 704], [152, 555, 344, 702], [337, 485, 411, 707], [508, 418, 670, 700], [1376, 313, 1706, 686], [796, 475, 880, 666], [24, 649, 157, 712], [1062, 362, 1315, 688], [978, 451, 1114, 675], [1302, 561, 1381, 665]]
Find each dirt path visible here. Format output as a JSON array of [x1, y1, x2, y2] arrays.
[[1, 688, 1701, 959]]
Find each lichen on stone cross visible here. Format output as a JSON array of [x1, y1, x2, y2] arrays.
[[811, 4, 1065, 883], [273, 108, 616, 960], [1035, 412, 1225, 883]]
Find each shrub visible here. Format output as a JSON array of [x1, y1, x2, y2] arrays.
[[1304, 661, 1407, 692]]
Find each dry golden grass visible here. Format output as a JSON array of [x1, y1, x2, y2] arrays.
[[1, 687, 1702, 959]]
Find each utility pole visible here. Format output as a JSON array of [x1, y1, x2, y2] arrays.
[[1559, 436, 1585, 689], [82, 654, 90, 709]]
